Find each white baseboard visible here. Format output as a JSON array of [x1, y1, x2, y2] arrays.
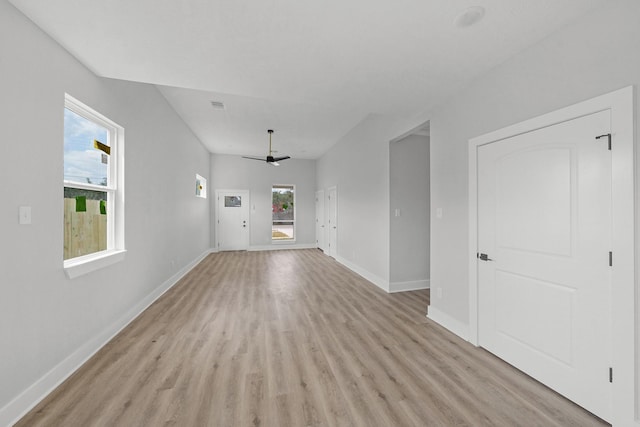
[[389, 279, 430, 293], [426, 305, 470, 341], [334, 255, 390, 292], [0, 249, 211, 427], [249, 243, 317, 251]]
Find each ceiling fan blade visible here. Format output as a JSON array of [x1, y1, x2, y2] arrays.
[[244, 131, 288, 166]]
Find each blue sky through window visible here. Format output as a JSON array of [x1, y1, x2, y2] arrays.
[[64, 108, 109, 186]]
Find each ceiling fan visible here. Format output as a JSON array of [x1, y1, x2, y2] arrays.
[[242, 129, 291, 166]]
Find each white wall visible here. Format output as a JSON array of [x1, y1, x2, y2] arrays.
[[426, 1, 640, 423], [389, 134, 430, 289], [316, 1, 640, 421], [316, 114, 417, 289], [210, 154, 316, 249], [0, 1, 210, 423], [428, 0, 640, 328]]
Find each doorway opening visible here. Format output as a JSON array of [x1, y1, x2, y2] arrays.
[[389, 121, 430, 293]]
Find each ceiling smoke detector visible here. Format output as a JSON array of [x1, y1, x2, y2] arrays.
[[454, 6, 485, 28], [210, 101, 226, 110]]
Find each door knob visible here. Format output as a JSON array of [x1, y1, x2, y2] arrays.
[[478, 253, 493, 261]]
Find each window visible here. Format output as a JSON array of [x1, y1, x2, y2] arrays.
[[225, 196, 242, 207], [195, 174, 207, 198], [272, 185, 295, 241], [63, 94, 125, 278]]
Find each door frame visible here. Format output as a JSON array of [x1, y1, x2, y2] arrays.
[[468, 86, 634, 424], [215, 189, 250, 251], [315, 190, 325, 251], [327, 186, 338, 258]]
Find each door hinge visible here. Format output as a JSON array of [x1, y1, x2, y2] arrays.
[[596, 133, 612, 150], [609, 251, 613, 267], [609, 367, 613, 383]]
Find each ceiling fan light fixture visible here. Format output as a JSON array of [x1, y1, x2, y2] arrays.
[[242, 129, 291, 166]]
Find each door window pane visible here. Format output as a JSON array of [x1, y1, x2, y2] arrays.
[[225, 196, 242, 207]]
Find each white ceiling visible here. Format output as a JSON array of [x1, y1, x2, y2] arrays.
[[9, 0, 610, 159]]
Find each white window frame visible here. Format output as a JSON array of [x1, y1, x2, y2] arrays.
[[63, 94, 126, 278], [195, 174, 207, 198], [272, 184, 296, 243]]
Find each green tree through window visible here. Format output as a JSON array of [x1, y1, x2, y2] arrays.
[[272, 185, 295, 240]]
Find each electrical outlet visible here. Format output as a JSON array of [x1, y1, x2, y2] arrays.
[[437, 287, 443, 298]]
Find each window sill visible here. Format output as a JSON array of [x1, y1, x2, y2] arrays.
[[64, 249, 126, 279]]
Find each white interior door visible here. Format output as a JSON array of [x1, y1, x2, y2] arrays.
[[315, 190, 325, 251], [477, 111, 612, 421], [216, 190, 250, 251], [327, 187, 337, 258]]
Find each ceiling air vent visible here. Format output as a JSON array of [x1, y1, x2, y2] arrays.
[[210, 101, 226, 110]]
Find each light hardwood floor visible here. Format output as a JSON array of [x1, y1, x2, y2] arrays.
[[17, 250, 608, 426]]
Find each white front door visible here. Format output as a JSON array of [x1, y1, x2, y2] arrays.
[[477, 111, 612, 420], [315, 190, 325, 251], [327, 187, 337, 258], [216, 190, 250, 251]]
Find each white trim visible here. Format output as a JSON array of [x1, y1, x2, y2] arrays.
[[195, 174, 207, 199], [63, 180, 115, 193], [467, 86, 634, 426], [249, 243, 316, 251], [271, 239, 297, 245], [389, 120, 430, 143], [64, 249, 126, 279], [0, 249, 212, 427], [334, 254, 389, 292], [427, 305, 470, 341], [64, 93, 125, 269], [315, 189, 326, 251], [389, 279, 430, 293], [326, 186, 338, 258]]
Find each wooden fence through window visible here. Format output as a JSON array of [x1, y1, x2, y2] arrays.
[[64, 198, 107, 260]]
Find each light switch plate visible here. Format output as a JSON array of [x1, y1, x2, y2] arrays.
[[19, 206, 31, 225]]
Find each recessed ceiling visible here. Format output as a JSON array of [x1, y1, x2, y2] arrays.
[[8, 0, 609, 158]]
